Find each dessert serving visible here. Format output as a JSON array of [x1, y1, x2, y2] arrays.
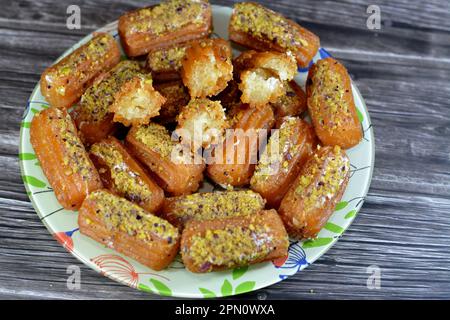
[[21, 0, 374, 297]]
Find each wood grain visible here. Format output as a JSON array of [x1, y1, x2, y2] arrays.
[[0, 0, 449, 299]]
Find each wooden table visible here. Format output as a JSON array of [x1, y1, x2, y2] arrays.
[[1, 0, 449, 300]]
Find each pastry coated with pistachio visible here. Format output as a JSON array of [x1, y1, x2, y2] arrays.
[[40, 33, 120, 109], [251, 117, 317, 208], [109, 72, 166, 127], [181, 209, 289, 273], [126, 123, 205, 196], [119, 0, 212, 57], [132, 123, 180, 160], [270, 80, 307, 123], [229, 2, 319, 68], [181, 38, 233, 98], [147, 40, 201, 81], [80, 61, 142, 123], [71, 60, 140, 145], [161, 190, 266, 228], [306, 57, 362, 149], [89, 137, 164, 213], [79, 190, 179, 270], [30, 107, 102, 210], [279, 145, 350, 239], [176, 98, 228, 151]]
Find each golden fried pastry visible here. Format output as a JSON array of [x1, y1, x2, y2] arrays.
[[229, 2, 319, 68], [147, 40, 203, 82], [30, 107, 102, 210], [207, 103, 275, 187], [41, 33, 120, 109], [89, 137, 164, 213], [109, 73, 166, 127], [125, 123, 205, 196], [250, 117, 317, 208], [271, 80, 307, 125], [181, 38, 233, 98], [181, 209, 289, 273], [279, 145, 350, 239], [306, 58, 362, 149], [176, 98, 228, 151], [161, 190, 265, 228], [79, 190, 179, 270], [118, 0, 212, 57]]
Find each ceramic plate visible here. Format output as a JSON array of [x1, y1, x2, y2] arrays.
[[19, 5, 374, 298]]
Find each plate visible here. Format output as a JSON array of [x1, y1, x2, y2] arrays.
[[19, 5, 374, 298]]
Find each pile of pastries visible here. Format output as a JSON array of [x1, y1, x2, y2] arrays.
[[32, 0, 362, 273]]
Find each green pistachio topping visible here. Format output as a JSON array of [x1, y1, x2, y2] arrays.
[[48, 108, 95, 179], [134, 123, 177, 159], [167, 190, 265, 222], [88, 190, 178, 243], [127, 0, 208, 35], [80, 60, 142, 122], [295, 146, 349, 211], [90, 141, 153, 204], [189, 219, 274, 271], [231, 3, 309, 50], [252, 117, 298, 181], [50, 34, 114, 96], [309, 60, 350, 132], [148, 45, 188, 72]]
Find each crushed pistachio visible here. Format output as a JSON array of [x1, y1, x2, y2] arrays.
[[49, 34, 115, 96], [90, 141, 153, 204], [148, 44, 188, 72], [134, 123, 177, 159], [88, 190, 178, 243], [179, 98, 226, 118], [309, 60, 350, 132], [295, 146, 349, 211], [188, 217, 274, 270], [133, 123, 195, 165], [48, 108, 95, 180], [79, 60, 142, 122], [230, 3, 309, 51], [126, 0, 209, 35], [252, 117, 298, 181], [167, 190, 265, 222], [270, 81, 303, 116]]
